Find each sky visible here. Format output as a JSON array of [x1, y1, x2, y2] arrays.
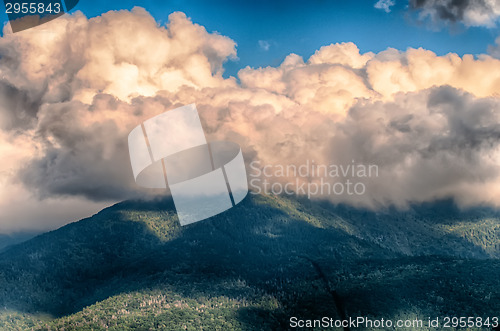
[[1, 0, 500, 233]]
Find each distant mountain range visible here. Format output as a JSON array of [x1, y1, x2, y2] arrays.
[[0, 194, 498, 330], [0, 232, 39, 252]]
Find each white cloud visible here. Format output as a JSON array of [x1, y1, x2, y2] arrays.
[[258, 40, 271, 51], [2, 8, 500, 232], [375, 0, 396, 13]]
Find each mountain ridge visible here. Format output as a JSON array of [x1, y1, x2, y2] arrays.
[[0, 193, 498, 330]]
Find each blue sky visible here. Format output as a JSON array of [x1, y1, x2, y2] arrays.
[[1, 0, 499, 76]]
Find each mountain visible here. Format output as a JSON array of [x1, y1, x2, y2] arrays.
[[0, 193, 498, 330], [0, 232, 39, 252]]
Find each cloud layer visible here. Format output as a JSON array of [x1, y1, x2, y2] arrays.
[[1, 8, 500, 231]]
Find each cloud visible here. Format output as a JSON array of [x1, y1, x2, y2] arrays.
[[1, 8, 500, 231], [0, 8, 237, 232], [331, 86, 500, 208], [409, 0, 500, 27], [0, 130, 110, 233], [375, 0, 396, 13], [488, 36, 500, 58], [258, 40, 271, 51]]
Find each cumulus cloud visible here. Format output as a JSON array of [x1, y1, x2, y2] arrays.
[[0, 8, 237, 231], [1, 8, 500, 231], [409, 0, 500, 27]]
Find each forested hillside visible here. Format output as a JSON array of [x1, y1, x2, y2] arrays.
[[0, 194, 498, 330]]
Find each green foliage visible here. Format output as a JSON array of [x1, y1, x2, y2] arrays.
[[0, 194, 498, 330]]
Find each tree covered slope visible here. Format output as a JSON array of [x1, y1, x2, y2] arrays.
[[0, 194, 498, 330]]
